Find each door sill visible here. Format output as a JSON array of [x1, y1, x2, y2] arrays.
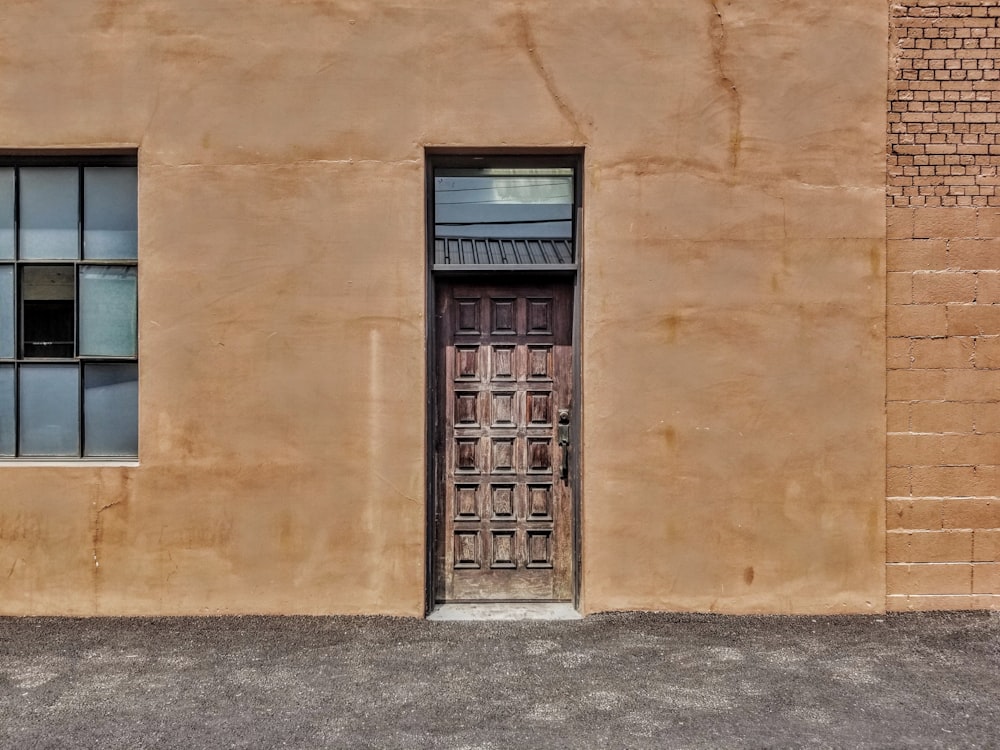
[[427, 603, 581, 621]]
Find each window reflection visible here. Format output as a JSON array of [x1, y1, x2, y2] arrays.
[[434, 168, 574, 241]]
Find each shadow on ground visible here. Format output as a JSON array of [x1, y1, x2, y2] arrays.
[[1, 611, 998, 749]]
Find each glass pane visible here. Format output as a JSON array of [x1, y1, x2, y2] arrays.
[[0, 265, 13, 359], [21, 265, 75, 358], [19, 364, 79, 456], [84, 167, 137, 260], [0, 365, 13, 456], [0, 168, 13, 259], [19, 168, 79, 260], [434, 168, 574, 240], [79, 266, 137, 357], [84, 363, 137, 456]]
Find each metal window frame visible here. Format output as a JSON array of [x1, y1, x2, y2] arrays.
[[428, 152, 581, 273], [0, 154, 138, 459]]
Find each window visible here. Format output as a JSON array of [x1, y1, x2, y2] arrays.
[[0, 156, 138, 458], [430, 155, 579, 269]]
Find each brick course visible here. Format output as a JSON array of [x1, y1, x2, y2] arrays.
[[888, 2, 1000, 611]]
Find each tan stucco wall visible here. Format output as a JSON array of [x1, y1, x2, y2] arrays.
[[0, 0, 887, 615]]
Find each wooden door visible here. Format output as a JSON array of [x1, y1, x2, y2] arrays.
[[434, 280, 574, 602]]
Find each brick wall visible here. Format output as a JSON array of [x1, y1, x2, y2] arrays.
[[888, 2, 1000, 611], [889, 2, 1000, 208]]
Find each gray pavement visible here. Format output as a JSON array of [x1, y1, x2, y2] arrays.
[[1, 611, 998, 749]]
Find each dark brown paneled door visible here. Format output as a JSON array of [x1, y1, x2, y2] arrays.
[[435, 279, 574, 602]]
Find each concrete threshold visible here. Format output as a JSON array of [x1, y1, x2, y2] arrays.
[[427, 603, 582, 621]]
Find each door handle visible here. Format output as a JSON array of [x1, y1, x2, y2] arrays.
[[558, 408, 570, 483]]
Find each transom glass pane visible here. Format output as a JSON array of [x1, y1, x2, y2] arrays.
[[19, 168, 79, 260], [0, 168, 13, 259], [84, 363, 137, 456], [84, 167, 138, 260], [19, 364, 79, 456], [79, 265, 137, 357], [434, 168, 573, 240], [0, 365, 13, 456]]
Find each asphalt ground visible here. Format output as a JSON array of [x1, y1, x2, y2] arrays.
[[1, 611, 998, 749]]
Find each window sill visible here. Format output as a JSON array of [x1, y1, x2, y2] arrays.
[[0, 460, 139, 468]]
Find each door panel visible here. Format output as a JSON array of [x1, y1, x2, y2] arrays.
[[435, 280, 573, 602]]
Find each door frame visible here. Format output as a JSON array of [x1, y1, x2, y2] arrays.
[[423, 150, 584, 615]]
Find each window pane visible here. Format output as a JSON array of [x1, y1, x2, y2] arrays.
[[435, 169, 574, 240], [0, 265, 12, 359], [19, 168, 79, 260], [84, 363, 137, 456], [79, 266, 137, 357], [84, 167, 137, 260], [21, 265, 75, 358], [19, 364, 79, 456], [0, 168, 13, 259], [0, 365, 13, 456]]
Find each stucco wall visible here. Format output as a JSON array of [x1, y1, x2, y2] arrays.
[[0, 0, 887, 615], [580, 2, 888, 613]]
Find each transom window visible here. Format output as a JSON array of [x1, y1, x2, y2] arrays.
[[430, 155, 579, 270], [0, 156, 138, 458]]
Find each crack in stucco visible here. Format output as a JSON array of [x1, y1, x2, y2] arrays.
[[374, 472, 419, 505], [146, 158, 423, 169], [599, 156, 732, 180], [760, 189, 789, 239], [708, 0, 742, 172], [91, 499, 126, 571], [96, 499, 126, 516], [598, 157, 876, 195], [514, 5, 587, 143], [143, 73, 165, 141]]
